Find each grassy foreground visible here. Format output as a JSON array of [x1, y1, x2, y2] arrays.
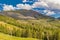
[[0, 32, 38, 40]]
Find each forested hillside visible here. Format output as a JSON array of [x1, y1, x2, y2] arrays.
[[0, 10, 60, 40]]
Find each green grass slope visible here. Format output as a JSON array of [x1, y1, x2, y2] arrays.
[[0, 12, 60, 40], [0, 32, 38, 40], [0, 15, 39, 40]]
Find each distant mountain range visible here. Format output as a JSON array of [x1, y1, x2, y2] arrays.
[[0, 10, 55, 20]]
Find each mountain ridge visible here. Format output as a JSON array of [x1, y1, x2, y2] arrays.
[[0, 10, 55, 20]]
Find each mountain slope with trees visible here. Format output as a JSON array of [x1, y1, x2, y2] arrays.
[[0, 10, 60, 40]]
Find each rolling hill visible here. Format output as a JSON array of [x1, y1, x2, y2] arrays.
[[0, 10, 60, 40], [0, 10, 55, 20]]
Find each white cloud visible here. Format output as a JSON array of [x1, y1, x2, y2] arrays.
[[42, 0, 60, 4], [48, 3, 60, 10], [16, 4, 32, 10], [3, 0, 60, 11], [40, 0, 60, 10], [19, 1, 49, 10], [43, 10, 55, 16], [3, 4, 15, 11], [23, 0, 36, 2], [23, 0, 27, 2], [32, 1, 48, 8], [32, 0, 60, 10], [2, 0, 60, 16]]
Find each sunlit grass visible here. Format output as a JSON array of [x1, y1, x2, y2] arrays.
[[0, 32, 38, 40]]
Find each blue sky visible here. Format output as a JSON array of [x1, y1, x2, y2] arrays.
[[0, 0, 22, 6], [0, 0, 60, 18]]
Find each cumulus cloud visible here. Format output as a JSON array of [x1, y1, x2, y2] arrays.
[[16, 4, 32, 10], [17, 1, 49, 10], [3, 0, 60, 11], [23, 0, 27, 2], [3, 4, 15, 11], [23, 0, 36, 2], [40, 0, 60, 10], [32, 0, 60, 15], [42, 0, 60, 4], [43, 10, 55, 16], [2, 0, 60, 16], [32, 1, 48, 8], [2, 4, 33, 11]]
